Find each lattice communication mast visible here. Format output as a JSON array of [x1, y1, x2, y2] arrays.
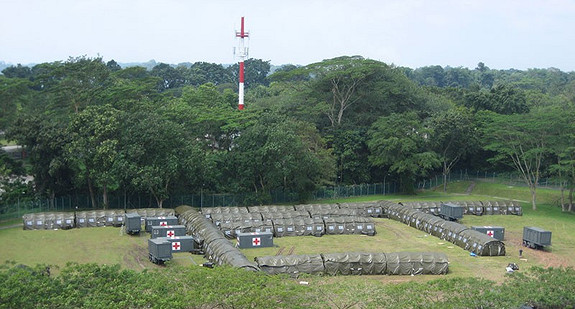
[[235, 17, 249, 110]]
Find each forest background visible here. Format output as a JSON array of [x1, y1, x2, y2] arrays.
[[1, 56, 574, 213]]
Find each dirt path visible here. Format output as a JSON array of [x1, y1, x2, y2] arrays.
[[505, 231, 571, 268], [465, 181, 476, 194]]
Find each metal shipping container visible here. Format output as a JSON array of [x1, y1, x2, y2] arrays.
[[145, 216, 179, 233], [523, 226, 552, 249], [151, 225, 187, 239], [124, 213, 142, 235], [148, 238, 173, 264], [236, 232, 274, 248], [156, 236, 198, 253], [471, 226, 505, 241], [439, 203, 464, 221]]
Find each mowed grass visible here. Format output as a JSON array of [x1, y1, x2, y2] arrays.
[[0, 226, 205, 273], [1, 179, 573, 284]]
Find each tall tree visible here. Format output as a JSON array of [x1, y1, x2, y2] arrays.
[[368, 112, 440, 194], [481, 109, 560, 210], [53, 56, 111, 113], [330, 128, 370, 184], [7, 116, 75, 199], [271, 56, 422, 129], [545, 104, 575, 211], [67, 105, 122, 208], [428, 107, 478, 192], [118, 111, 203, 208], [231, 114, 335, 203]]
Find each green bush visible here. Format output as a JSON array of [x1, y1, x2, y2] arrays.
[[1, 263, 574, 308]]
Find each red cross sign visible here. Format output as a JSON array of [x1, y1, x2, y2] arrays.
[[167, 230, 175, 238], [252, 237, 261, 246], [487, 230, 494, 237], [160, 221, 167, 226], [172, 242, 181, 251]]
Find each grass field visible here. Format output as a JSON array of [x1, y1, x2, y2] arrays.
[[1, 179, 574, 285]]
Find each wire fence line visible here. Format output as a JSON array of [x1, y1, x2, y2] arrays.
[[0, 169, 564, 220], [2, 182, 400, 220]]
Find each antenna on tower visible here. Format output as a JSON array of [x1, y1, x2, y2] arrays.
[[235, 17, 249, 110]]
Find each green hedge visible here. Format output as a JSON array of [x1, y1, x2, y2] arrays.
[[1, 262, 574, 309]]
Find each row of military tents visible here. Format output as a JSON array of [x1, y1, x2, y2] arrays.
[[201, 203, 392, 238], [22, 208, 175, 230], [200, 202, 385, 219], [401, 200, 522, 216], [210, 214, 376, 238], [176, 206, 448, 276], [255, 252, 449, 276], [381, 203, 506, 256]]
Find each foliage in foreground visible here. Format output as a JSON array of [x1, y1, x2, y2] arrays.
[[1, 262, 574, 309]]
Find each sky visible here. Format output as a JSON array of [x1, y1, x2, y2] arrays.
[[1, 0, 575, 71]]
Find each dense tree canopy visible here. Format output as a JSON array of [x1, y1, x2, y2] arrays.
[[1, 55, 574, 209]]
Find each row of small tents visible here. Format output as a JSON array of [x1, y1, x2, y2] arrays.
[[401, 200, 522, 216], [201, 202, 385, 218], [256, 252, 449, 276], [22, 208, 175, 230], [202, 202, 389, 238], [381, 203, 506, 256], [176, 205, 449, 276], [211, 215, 376, 238]]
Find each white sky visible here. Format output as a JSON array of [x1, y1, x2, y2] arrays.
[[1, 0, 575, 71]]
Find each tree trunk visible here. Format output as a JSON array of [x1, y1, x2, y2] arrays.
[[50, 190, 55, 209], [530, 185, 537, 210], [560, 181, 566, 211], [569, 187, 574, 212], [86, 168, 97, 208], [102, 184, 108, 210]]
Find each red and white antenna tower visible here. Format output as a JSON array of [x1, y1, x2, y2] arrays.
[[235, 16, 249, 110]]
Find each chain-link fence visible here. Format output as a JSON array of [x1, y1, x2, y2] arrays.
[[1, 182, 400, 221], [1, 169, 565, 221]]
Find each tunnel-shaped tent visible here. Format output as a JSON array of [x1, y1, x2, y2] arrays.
[[177, 206, 259, 270], [385, 252, 448, 275], [255, 254, 325, 276], [454, 229, 506, 256], [322, 252, 386, 275]]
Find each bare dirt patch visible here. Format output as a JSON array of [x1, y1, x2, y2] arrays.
[[123, 243, 149, 269], [505, 231, 570, 268]]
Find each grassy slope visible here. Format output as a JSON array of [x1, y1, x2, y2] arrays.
[[1, 179, 573, 285]]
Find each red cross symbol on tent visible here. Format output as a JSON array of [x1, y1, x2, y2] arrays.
[[487, 230, 494, 237], [167, 230, 175, 238], [172, 242, 181, 251], [160, 221, 167, 226], [252, 237, 261, 246]]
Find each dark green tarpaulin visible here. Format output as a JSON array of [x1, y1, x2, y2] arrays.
[[22, 212, 75, 230], [177, 206, 259, 271], [255, 254, 325, 276], [322, 252, 387, 275], [256, 252, 449, 276]]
